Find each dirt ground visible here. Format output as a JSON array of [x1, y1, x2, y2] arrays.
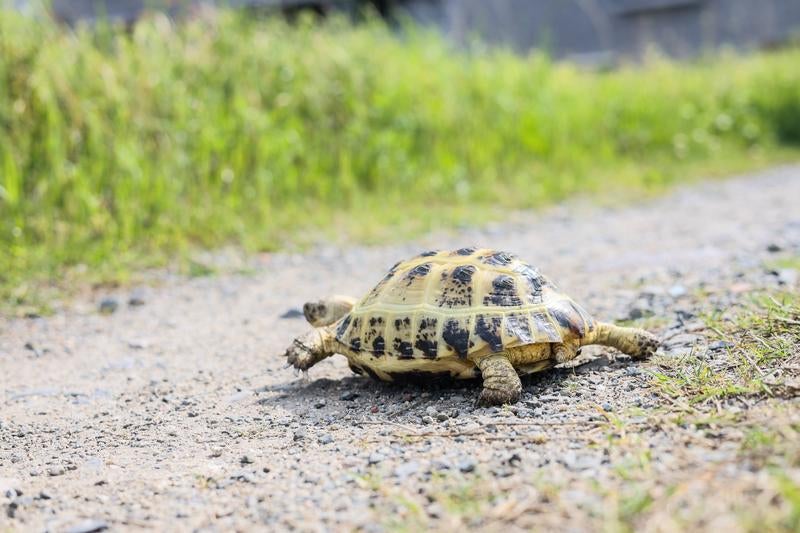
[[2, 165, 800, 532]]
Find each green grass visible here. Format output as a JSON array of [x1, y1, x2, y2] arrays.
[[651, 291, 800, 404], [2, 7, 800, 312]]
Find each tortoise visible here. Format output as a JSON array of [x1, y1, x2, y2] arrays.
[[284, 248, 659, 406]]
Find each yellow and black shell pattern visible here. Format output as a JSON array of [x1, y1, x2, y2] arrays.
[[334, 248, 596, 360]]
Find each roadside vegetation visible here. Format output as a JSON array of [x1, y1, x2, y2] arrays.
[[652, 291, 800, 404], [2, 7, 800, 311]]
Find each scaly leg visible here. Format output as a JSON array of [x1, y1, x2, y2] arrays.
[[284, 326, 338, 370], [303, 295, 357, 327], [583, 322, 659, 358], [476, 353, 522, 406], [552, 341, 580, 364]]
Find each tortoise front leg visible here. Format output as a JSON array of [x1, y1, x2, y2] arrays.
[[552, 341, 580, 364], [476, 353, 522, 406], [284, 326, 337, 371]]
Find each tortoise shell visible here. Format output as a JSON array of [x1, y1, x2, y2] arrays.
[[335, 248, 595, 360]]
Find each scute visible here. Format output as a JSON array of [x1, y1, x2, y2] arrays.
[[335, 248, 592, 359]]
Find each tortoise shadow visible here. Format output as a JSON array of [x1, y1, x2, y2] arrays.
[[254, 357, 619, 413]]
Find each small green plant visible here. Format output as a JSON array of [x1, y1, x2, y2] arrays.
[[650, 291, 800, 404]]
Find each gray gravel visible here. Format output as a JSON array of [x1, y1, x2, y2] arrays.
[[1, 165, 800, 531]]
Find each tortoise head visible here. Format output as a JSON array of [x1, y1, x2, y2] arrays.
[[303, 295, 356, 327]]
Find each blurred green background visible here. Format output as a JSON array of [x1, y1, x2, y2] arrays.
[[1, 4, 800, 311]]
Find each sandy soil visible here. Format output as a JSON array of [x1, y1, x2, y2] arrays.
[[2, 165, 800, 532]]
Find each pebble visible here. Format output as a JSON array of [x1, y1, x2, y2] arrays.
[[602, 403, 614, 412], [766, 243, 783, 252], [431, 459, 451, 471], [394, 461, 420, 478], [339, 391, 359, 401], [314, 399, 327, 409], [627, 306, 648, 320], [64, 519, 108, 533], [668, 284, 688, 298], [458, 458, 476, 473], [23, 342, 42, 357], [0, 478, 21, 496], [47, 466, 65, 477], [775, 269, 798, 286], [127, 339, 148, 350], [421, 415, 435, 425], [709, 340, 734, 351], [293, 429, 307, 441], [368, 452, 385, 465], [318, 434, 334, 445], [98, 298, 119, 315], [239, 455, 254, 465], [435, 412, 449, 422], [664, 333, 703, 348], [562, 452, 602, 472], [128, 290, 146, 307]]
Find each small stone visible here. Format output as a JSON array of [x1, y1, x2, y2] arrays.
[[239, 455, 254, 465], [36, 491, 51, 500], [394, 461, 420, 478], [668, 285, 687, 298], [421, 415, 435, 425], [232, 471, 257, 484], [98, 298, 118, 315], [709, 340, 734, 351], [458, 458, 476, 473], [64, 519, 108, 533], [664, 333, 703, 348], [209, 448, 223, 458], [425, 406, 438, 417], [23, 342, 41, 357], [368, 452, 385, 465], [318, 434, 334, 445], [370, 405, 379, 414], [127, 339, 148, 350], [339, 391, 359, 401], [602, 403, 614, 412], [431, 459, 451, 471], [0, 478, 21, 496], [47, 466, 65, 477], [427, 502, 444, 518], [766, 243, 783, 253], [314, 399, 327, 409], [776, 269, 798, 286], [435, 413, 449, 422], [128, 291, 146, 306], [293, 429, 307, 441], [624, 367, 642, 376]]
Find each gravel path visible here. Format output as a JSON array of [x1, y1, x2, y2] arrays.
[[2, 165, 800, 532]]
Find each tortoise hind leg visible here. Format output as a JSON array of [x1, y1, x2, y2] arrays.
[[303, 295, 357, 327], [475, 353, 522, 406]]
